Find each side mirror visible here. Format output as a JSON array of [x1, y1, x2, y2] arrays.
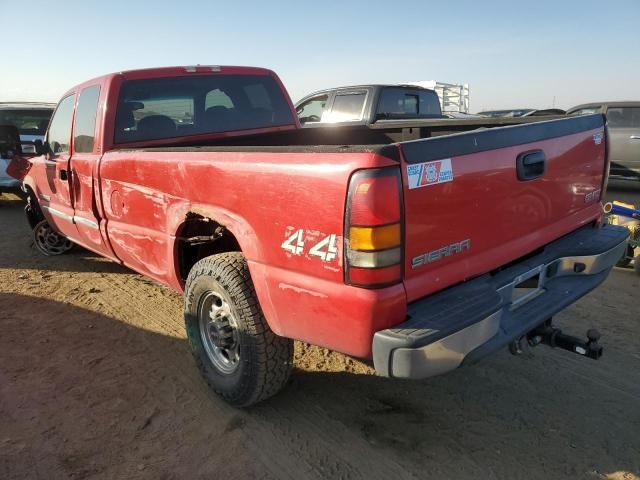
[[33, 139, 44, 155], [34, 139, 51, 156]]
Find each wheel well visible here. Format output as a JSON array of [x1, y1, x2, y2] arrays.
[[23, 185, 44, 229], [175, 213, 241, 285]]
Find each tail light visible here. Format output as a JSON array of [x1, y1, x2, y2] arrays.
[[345, 167, 403, 288]]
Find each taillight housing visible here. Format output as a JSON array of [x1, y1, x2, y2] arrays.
[[344, 167, 403, 288]]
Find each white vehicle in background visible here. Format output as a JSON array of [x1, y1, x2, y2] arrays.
[[0, 102, 55, 197], [404, 80, 470, 114]]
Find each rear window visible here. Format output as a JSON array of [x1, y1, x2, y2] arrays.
[[0, 109, 53, 136], [377, 88, 441, 119], [606, 107, 640, 128], [114, 74, 295, 143]]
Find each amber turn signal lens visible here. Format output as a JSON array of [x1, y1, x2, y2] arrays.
[[349, 223, 401, 251]]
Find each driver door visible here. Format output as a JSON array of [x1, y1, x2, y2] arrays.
[[37, 93, 77, 238]]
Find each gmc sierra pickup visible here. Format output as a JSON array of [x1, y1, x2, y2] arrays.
[[10, 66, 628, 406]]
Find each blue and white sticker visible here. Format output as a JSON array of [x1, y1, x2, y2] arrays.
[[407, 159, 454, 190]]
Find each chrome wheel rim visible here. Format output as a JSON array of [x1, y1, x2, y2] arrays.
[[34, 222, 73, 255], [198, 291, 240, 374]]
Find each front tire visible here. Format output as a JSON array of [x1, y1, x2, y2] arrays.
[[33, 219, 74, 256], [184, 252, 293, 407]]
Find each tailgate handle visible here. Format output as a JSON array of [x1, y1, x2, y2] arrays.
[[516, 150, 546, 181]]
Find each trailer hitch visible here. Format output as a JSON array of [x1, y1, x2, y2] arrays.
[[509, 321, 603, 360]]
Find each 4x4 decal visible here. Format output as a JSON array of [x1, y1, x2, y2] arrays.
[[281, 228, 339, 263]]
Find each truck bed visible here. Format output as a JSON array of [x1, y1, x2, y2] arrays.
[[114, 114, 571, 153]]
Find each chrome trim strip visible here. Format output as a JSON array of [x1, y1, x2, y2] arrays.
[[41, 205, 99, 230], [41, 205, 73, 223], [39, 194, 51, 202], [73, 216, 99, 230]]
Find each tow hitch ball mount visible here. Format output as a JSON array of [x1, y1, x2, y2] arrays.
[[509, 320, 603, 360]]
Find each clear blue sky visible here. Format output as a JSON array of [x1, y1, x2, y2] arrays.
[[1, 0, 638, 111]]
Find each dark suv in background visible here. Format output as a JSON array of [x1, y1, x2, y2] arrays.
[[568, 101, 640, 181]]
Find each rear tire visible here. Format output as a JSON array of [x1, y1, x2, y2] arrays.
[[184, 252, 293, 407]]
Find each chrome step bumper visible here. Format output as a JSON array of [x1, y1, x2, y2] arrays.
[[372, 224, 629, 379]]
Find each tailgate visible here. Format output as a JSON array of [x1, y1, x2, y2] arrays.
[[399, 114, 607, 302]]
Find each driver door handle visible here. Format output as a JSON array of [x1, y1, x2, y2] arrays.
[[630, 135, 640, 140]]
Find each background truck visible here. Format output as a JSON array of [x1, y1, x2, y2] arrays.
[[10, 65, 628, 407], [294, 84, 566, 142], [568, 101, 640, 182]]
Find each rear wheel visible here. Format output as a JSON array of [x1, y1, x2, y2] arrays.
[[32, 219, 73, 256], [184, 252, 293, 407]]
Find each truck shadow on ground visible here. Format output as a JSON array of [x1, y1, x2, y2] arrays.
[[0, 245, 131, 276], [2, 293, 638, 479]]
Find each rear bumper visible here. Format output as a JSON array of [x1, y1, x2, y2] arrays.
[[372, 224, 629, 379]]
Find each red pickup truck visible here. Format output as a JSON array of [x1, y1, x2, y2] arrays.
[[12, 66, 628, 406]]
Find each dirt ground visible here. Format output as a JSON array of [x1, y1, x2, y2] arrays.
[[1, 185, 639, 480]]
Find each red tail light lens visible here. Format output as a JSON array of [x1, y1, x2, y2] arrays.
[[345, 167, 403, 288], [349, 173, 401, 226]]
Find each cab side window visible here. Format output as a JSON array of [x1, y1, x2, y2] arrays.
[[47, 95, 75, 154], [328, 92, 366, 122], [296, 94, 329, 123], [606, 107, 640, 128], [74, 85, 101, 153], [569, 107, 601, 116]]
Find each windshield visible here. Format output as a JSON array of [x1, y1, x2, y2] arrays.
[[114, 74, 295, 143], [0, 109, 53, 136]]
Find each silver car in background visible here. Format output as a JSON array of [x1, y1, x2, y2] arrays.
[[0, 102, 55, 197], [568, 101, 640, 181]]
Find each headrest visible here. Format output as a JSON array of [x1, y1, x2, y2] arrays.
[[137, 115, 176, 137]]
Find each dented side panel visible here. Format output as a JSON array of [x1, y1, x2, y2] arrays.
[[97, 150, 405, 355]]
